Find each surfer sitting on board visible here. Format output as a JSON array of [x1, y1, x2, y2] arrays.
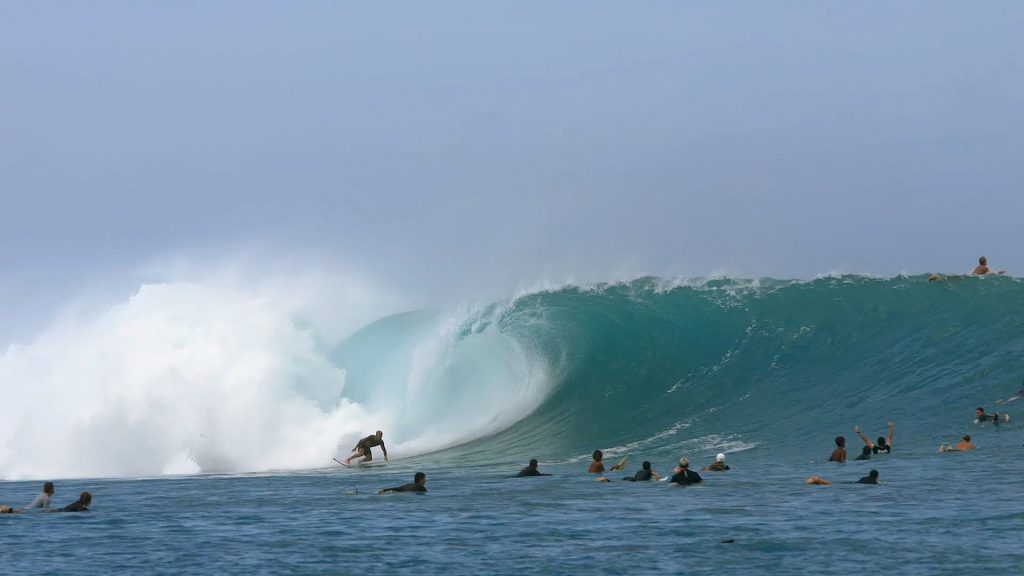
[[701, 453, 730, 471], [669, 458, 702, 485], [344, 430, 389, 465], [515, 459, 551, 477], [854, 420, 894, 454], [379, 472, 426, 494], [588, 450, 626, 482]]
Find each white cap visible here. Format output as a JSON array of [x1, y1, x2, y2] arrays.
[[716, 453, 726, 463]]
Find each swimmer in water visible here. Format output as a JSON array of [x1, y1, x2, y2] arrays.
[[588, 449, 625, 481], [56, 492, 91, 512], [622, 461, 661, 481], [378, 472, 427, 494], [855, 446, 872, 460], [805, 470, 880, 485], [515, 459, 551, 477], [975, 407, 1009, 424], [669, 458, 702, 486], [701, 453, 730, 471], [939, 435, 976, 452], [854, 420, 894, 454], [828, 436, 847, 463], [857, 470, 880, 484]]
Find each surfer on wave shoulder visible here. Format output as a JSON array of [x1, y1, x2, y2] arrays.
[[344, 430, 389, 465]]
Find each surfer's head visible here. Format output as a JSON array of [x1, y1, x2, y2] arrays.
[[868, 469, 879, 480], [677, 457, 689, 468], [979, 256, 987, 265], [375, 430, 383, 438], [529, 459, 538, 469], [962, 435, 971, 442], [876, 437, 887, 448], [976, 408, 985, 417], [835, 436, 846, 448], [592, 450, 603, 462], [43, 481, 54, 495], [642, 461, 651, 470], [414, 472, 426, 486]]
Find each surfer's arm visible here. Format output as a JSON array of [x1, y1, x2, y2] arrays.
[[886, 420, 895, 447], [381, 442, 388, 461], [852, 426, 874, 448]]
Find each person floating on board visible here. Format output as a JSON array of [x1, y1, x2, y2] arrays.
[[25, 481, 55, 510], [828, 436, 847, 463], [622, 461, 661, 481], [55, 492, 91, 512], [669, 458, 702, 486], [515, 459, 551, 477], [939, 435, 976, 452], [344, 430, 389, 465], [805, 469, 880, 486], [379, 472, 427, 494], [854, 420, 894, 454], [701, 453, 730, 472], [975, 407, 1009, 425]]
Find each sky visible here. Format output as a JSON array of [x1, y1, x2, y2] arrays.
[[1, 1, 1022, 340]]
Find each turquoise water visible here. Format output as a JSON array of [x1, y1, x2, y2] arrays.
[[3, 275, 1023, 574]]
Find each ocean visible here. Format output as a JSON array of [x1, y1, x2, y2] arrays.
[[2, 275, 1023, 574]]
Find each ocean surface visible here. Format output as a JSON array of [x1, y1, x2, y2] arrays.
[[2, 275, 1023, 574]]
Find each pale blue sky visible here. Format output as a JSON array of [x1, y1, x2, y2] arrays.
[[2, 2, 1022, 338]]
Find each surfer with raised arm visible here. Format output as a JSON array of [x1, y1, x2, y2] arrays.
[[344, 430, 389, 465], [853, 420, 894, 454]]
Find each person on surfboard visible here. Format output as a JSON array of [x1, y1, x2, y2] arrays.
[[379, 472, 426, 494], [344, 430, 389, 465], [515, 459, 551, 477]]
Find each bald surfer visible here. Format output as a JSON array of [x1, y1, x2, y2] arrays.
[[344, 430, 389, 465]]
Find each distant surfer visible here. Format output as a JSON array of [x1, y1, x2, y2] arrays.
[[669, 458, 702, 486], [515, 459, 551, 477], [804, 470, 879, 486], [379, 472, 426, 494], [971, 256, 1005, 276], [344, 430, 389, 465], [622, 461, 661, 481], [939, 435, 976, 452], [995, 379, 1024, 405], [975, 407, 1009, 425], [854, 446, 872, 460], [828, 436, 847, 463], [853, 420, 894, 454], [701, 453, 730, 472]]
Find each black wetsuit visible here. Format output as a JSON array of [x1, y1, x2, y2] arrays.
[[872, 444, 891, 455], [60, 501, 89, 512], [355, 435, 387, 461], [670, 469, 702, 485], [857, 476, 879, 484], [381, 483, 426, 493], [624, 469, 653, 482], [516, 467, 546, 477]]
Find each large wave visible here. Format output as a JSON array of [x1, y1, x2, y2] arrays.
[[2, 273, 1021, 479]]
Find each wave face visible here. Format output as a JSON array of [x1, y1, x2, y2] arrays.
[[452, 275, 1024, 462], [2, 274, 1022, 479]]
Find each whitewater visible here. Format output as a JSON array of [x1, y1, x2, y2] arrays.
[[2, 273, 1023, 575]]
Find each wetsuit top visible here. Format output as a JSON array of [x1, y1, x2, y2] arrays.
[[977, 414, 999, 423], [706, 462, 730, 471], [670, 469, 702, 485], [356, 435, 387, 458], [872, 444, 891, 454], [857, 476, 878, 484], [26, 493, 51, 510], [382, 483, 426, 493], [60, 501, 89, 512], [516, 467, 543, 477], [630, 469, 653, 481]]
